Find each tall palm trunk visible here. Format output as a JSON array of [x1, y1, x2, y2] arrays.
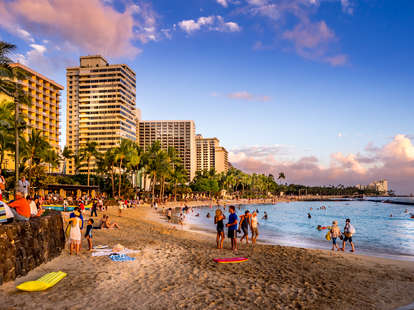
[[110, 166, 115, 198], [87, 157, 91, 186], [174, 180, 177, 201], [118, 158, 123, 197], [151, 173, 156, 204], [14, 86, 19, 193]]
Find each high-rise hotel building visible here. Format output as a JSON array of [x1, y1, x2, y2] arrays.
[[138, 120, 197, 181], [195, 135, 229, 174], [0, 63, 63, 170], [66, 55, 139, 174]]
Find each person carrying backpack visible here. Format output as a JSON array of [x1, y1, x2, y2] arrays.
[[341, 218, 356, 252]]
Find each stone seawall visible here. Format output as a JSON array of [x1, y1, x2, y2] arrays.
[[0, 211, 65, 284]]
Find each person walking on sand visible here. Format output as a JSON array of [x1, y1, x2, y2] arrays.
[[330, 220, 341, 251], [251, 211, 259, 245], [214, 209, 225, 249], [226, 205, 238, 251], [85, 218, 94, 251], [341, 219, 356, 252], [239, 210, 251, 244]]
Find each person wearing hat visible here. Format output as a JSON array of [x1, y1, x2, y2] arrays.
[[330, 220, 341, 251], [341, 219, 356, 252], [66, 210, 82, 255]]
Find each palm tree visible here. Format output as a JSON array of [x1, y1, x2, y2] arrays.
[[21, 129, 50, 192], [126, 143, 142, 189], [0, 99, 14, 168], [0, 41, 30, 188], [145, 141, 169, 204], [43, 149, 60, 173], [114, 139, 134, 197], [80, 141, 98, 186], [169, 164, 187, 201], [278, 172, 286, 184], [97, 148, 117, 197]]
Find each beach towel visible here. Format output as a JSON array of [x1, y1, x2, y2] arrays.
[[109, 254, 135, 262], [92, 249, 140, 257], [0, 201, 7, 223]]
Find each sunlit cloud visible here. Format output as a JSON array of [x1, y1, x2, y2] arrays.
[[229, 135, 414, 194], [0, 0, 160, 58], [242, 0, 349, 66], [179, 15, 241, 34]]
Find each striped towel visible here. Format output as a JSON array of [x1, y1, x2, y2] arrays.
[[109, 254, 135, 262], [0, 201, 7, 223]]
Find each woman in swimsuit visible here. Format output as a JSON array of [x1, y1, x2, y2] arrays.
[[214, 209, 225, 249]]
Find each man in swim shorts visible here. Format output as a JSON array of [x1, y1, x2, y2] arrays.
[[226, 206, 238, 251], [341, 218, 355, 252]]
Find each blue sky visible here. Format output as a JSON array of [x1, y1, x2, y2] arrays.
[[1, 0, 414, 193]]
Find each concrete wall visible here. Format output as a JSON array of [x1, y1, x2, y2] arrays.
[[0, 211, 65, 284]]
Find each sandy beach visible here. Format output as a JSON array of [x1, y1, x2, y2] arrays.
[[1, 205, 414, 310]]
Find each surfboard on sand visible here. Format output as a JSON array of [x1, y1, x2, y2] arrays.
[[213, 257, 248, 264]]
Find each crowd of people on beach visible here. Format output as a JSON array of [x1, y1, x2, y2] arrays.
[[212, 206, 261, 251]]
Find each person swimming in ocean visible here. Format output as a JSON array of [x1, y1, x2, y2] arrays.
[[262, 212, 268, 220]]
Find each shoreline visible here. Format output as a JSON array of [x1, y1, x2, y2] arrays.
[[1, 205, 414, 309], [161, 199, 414, 262]]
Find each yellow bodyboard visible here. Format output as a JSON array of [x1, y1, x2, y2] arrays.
[[16, 271, 67, 292]]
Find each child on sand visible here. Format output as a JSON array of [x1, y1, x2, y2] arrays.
[[330, 220, 341, 251], [68, 211, 82, 255], [85, 218, 94, 251]]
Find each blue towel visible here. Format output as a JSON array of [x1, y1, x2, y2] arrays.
[[109, 254, 135, 262]]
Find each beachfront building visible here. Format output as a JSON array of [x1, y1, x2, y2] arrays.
[[138, 120, 197, 181], [195, 134, 229, 174], [357, 179, 389, 194], [0, 63, 63, 171], [66, 55, 139, 174], [368, 179, 389, 194]]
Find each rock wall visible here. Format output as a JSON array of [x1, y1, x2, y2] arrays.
[[0, 211, 65, 284]]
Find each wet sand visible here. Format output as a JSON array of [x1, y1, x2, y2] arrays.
[[1, 205, 414, 310]]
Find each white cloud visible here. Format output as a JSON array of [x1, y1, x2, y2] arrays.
[[341, 0, 354, 15], [226, 91, 271, 102], [29, 44, 46, 54], [216, 0, 228, 7], [16, 28, 34, 42], [179, 15, 241, 34]]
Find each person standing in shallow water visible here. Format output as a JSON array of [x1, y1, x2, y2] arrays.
[[239, 210, 251, 244], [330, 221, 341, 251], [251, 211, 259, 245], [214, 209, 225, 249], [341, 218, 356, 252], [226, 206, 238, 251]]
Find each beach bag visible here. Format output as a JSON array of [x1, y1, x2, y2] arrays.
[[325, 231, 331, 241], [349, 224, 356, 234]]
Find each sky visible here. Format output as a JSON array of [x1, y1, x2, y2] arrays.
[[1, 0, 414, 193]]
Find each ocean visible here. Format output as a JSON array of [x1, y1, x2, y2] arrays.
[[184, 200, 414, 261]]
